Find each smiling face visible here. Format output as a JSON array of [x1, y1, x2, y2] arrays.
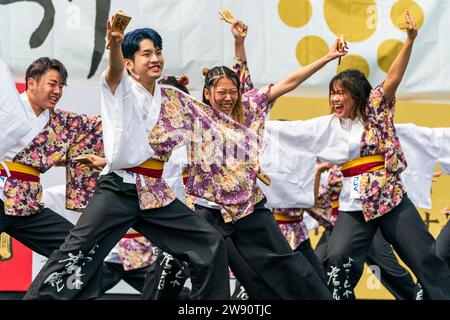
[[27, 69, 64, 112], [203, 77, 239, 116], [329, 80, 356, 119], [125, 38, 164, 86]]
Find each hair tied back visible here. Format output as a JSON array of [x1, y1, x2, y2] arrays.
[[177, 75, 189, 86]]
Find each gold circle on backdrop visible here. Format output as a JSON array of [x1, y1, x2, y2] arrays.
[[391, 0, 424, 31], [296, 36, 329, 66], [324, 0, 377, 42], [336, 55, 370, 77], [278, 0, 312, 28], [378, 39, 404, 73]]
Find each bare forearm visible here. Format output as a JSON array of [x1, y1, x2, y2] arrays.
[[109, 43, 124, 72], [286, 55, 332, 90], [105, 42, 124, 93], [269, 54, 332, 102], [235, 40, 247, 61], [384, 39, 414, 100], [384, 10, 418, 102], [313, 171, 322, 205]]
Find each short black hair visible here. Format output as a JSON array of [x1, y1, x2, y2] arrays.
[[122, 28, 163, 60], [25, 57, 68, 90]]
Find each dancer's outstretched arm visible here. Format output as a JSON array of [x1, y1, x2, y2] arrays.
[[268, 38, 347, 103], [383, 10, 418, 104], [105, 14, 125, 94]]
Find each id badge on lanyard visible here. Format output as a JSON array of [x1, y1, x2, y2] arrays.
[[350, 175, 361, 199]]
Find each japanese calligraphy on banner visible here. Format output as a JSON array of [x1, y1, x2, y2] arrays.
[[0, 0, 449, 102]]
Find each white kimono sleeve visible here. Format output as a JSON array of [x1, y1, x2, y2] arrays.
[[162, 145, 188, 204], [260, 115, 336, 208], [100, 71, 155, 173], [260, 121, 315, 208], [303, 212, 319, 232], [396, 123, 438, 209], [260, 118, 443, 210], [435, 127, 450, 174], [0, 46, 32, 159]]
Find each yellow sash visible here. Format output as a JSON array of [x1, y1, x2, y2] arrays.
[[0, 161, 40, 177]]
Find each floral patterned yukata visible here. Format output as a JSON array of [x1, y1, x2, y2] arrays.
[[3, 110, 102, 216], [357, 83, 406, 221]]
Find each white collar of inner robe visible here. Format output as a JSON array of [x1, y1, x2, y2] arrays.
[[2, 93, 50, 161], [129, 76, 161, 133], [317, 115, 363, 165], [19, 92, 50, 141], [20, 92, 50, 126], [100, 71, 158, 175]]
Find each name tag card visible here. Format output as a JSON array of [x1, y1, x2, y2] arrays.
[[350, 175, 361, 199]]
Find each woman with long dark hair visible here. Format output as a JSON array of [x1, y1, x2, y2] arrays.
[[320, 11, 450, 300]]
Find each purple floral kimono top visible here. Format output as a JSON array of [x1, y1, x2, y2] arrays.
[[3, 110, 102, 216], [115, 235, 157, 271], [272, 207, 308, 249], [206, 57, 276, 222], [359, 83, 407, 221], [127, 86, 263, 222], [316, 165, 343, 226]]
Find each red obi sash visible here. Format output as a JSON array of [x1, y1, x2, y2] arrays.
[[0, 161, 40, 182], [341, 155, 384, 178], [124, 159, 165, 178]]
